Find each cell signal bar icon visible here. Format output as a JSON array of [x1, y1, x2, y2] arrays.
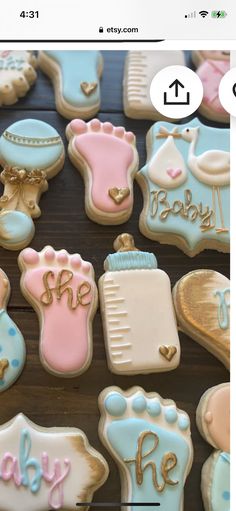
[[199, 10, 209, 18], [185, 11, 196, 18]]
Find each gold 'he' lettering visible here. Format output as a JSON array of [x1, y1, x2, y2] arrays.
[[40, 270, 91, 310]]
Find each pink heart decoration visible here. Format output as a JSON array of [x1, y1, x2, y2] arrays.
[[167, 168, 182, 179]]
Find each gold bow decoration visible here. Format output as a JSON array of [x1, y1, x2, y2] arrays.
[[156, 126, 182, 139], [0, 166, 47, 212]]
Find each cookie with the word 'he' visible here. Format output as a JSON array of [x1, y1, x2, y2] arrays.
[[99, 386, 193, 511], [0, 50, 37, 106], [137, 119, 230, 256], [39, 51, 103, 119], [173, 269, 230, 369], [0, 413, 109, 511]]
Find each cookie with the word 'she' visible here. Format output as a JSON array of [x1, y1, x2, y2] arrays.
[[0, 413, 109, 511], [196, 382, 230, 511], [173, 269, 230, 369], [99, 233, 180, 374], [66, 119, 139, 225], [39, 51, 103, 119], [18, 246, 98, 377], [0, 50, 37, 106], [0, 119, 65, 250], [0, 269, 26, 392], [137, 119, 230, 257], [123, 51, 185, 120], [192, 50, 230, 123], [99, 386, 193, 511]]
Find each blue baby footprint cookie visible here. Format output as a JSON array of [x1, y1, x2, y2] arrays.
[[0, 268, 26, 391]]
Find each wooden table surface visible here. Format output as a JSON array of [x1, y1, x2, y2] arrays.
[[0, 51, 229, 511]]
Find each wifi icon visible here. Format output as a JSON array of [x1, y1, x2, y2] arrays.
[[199, 10, 209, 17]]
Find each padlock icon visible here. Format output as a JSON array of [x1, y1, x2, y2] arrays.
[[99, 26, 104, 33]]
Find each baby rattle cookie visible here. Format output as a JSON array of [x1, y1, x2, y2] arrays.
[[137, 119, 230, 257], [0, 269, 26, 392], [99, 233, 180, 374], [66, 119, 139, 225], [192, 50, 230, 123], [123, 51, 185, 120], [173, 269, 230, 369], [99, 386, 193, 511], [0, 413, 109, 511], [39, 51, 103, 119], [18, 246, 98, 377], [196, 382, 230, 511], [0, 51, 37, 106], [0, 119, 65, 250]]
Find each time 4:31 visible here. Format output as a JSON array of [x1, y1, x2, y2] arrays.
[[20, 11, 39, 18]]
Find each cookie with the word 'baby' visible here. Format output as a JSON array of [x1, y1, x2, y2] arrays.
[[192, 50, 230, 123], [123, 50, 185, 120], [0, 268, 26, 392], [137, 119, 230, 257], [99, 386, 193, 511], [0, 119, 65, 250], [173, 269, 230, 369], [0, 413, 109, 511], [196, 382, 230, 511], [99, 233, 180, 375], [66, 119, 139, 225], [0, 51, 37, 106], [18, 246, 98, 377], [39, 51, 103, 119]]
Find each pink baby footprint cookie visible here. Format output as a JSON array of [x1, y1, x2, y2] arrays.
[[66, 119, 139, 225], [18, 246, 98, 377]]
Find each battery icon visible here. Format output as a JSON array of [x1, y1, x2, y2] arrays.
[[211, 10, 227, 18]]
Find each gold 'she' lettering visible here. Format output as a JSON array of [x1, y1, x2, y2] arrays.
[[40, 269, 91, 310], [124, 431, 178, 492]]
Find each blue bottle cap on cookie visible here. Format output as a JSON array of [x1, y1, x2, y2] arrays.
[[104, 233, 158, 271]]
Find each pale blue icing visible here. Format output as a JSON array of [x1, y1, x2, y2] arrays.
[[178, 415, 190, 431], [0, 211, 35, 249], [105, 393, 127, 416], [44, 51, 102, 107], [138, 119, 230, 250], [147, 400, 161, 417], [105, 251, 158, 271], [0, 119, 63, 170], [211, 452, 230, 511], [132, 396, 147, 413], [214, 288, 230, 330], [0, 309, 26, 392], [165, 407, 178, 423]]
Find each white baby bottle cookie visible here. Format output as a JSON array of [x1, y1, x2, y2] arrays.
[[99, 233, 180, 375]]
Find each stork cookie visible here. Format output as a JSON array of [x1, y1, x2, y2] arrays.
[[123, 51, 185, 120], [66, 119, 139, 225], [0, 269, 26, 392], [99, 386, 193, 511], [18, 246, 98, 377], [0, 51, 37, 106], [39, 51, 103, 119], [137, 119, 230, 256], [0, 413, 109, 511], [99, 234, 180, 374], [196, 383, 230, 511], [192, 50, 230, 123], [173, 270, 230, 369], [0, 119, 65, 250]]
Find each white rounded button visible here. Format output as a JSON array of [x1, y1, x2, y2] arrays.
[[219, 67, 236, 116]]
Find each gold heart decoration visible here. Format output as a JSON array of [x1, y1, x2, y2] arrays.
[[159, 345, 177, 362], [80, 82, 98, 96], [108, 187, 130, 205]]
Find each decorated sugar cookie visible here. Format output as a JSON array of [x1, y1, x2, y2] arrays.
[[0, 269, 26, 392], [196, 383, 230, 511], [192, 50, 230, 123], [66, 119, 139, 225], [99, 386, 193, 511], [137, 119, 230, 257], [0, 119, 65, 250], [18, 246, 98, 377], [99, 233, 180, 374], [39, 51, 103, 119], [0, 413, 109, 511], [173, 269, 230, 369], [0, 51, 37, 106], [123, 51, 185, 120]]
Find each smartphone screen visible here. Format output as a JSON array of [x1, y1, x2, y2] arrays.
[[0, 2, 232, 511]]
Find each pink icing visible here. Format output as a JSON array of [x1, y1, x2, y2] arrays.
[[198, 59, 229, 114], [74, 132, 134, 213], [167, 168, 182, 179]]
